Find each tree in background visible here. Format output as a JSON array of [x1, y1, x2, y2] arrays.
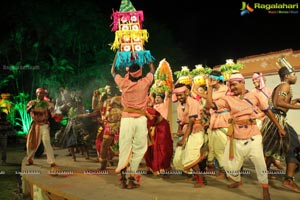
[[0, 0, 187, 108]]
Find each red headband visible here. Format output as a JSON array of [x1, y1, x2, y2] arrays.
[[229, 73, 245, 82], [172, 86, 188, 102], [252, 73, 265, 89], [129, 68, 142, 78], [36, 88, 46, 94], [173, 86, 188, 94]]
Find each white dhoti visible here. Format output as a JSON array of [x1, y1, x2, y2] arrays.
[[26, 124, 55, 164], [182, 131, 206, 170], [207, 128, 227, 168], [222, 134, 268, 184], [172, 146, 184, 171], [115, 116, 148, 175]]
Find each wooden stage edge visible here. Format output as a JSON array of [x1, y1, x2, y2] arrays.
[[21, 147, 300, 200], [21, 148, 123, 200]]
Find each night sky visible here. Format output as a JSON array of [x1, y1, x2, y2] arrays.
[[103, 0, 300, 67], [1, 0, 299, 68], [108, 0, 300, 67]]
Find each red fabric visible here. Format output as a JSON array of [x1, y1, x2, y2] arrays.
[[192, 95, 202, 102], [52, 114, 63, 122], [136, 175, 141, 183], [43, 96, 50, 102], [144, 107, 173, 174], [95, 127, 104, 155]]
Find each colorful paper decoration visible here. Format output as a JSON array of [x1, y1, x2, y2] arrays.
[[110, 0, 155, 69]]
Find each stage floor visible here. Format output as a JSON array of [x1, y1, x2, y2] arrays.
[[21, 147, 300, 200]]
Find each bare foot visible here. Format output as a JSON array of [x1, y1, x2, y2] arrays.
[[263, 188, 271, 200], [273, 160, 285, 170], [194, 182, 203, 188], [216, 172, 226, 179], [283, 179, 300, 193], [227, 181, 242, 188], [185, 176, 196, 182], [49, 166, 60, 176], [127, 179, 140, 189]]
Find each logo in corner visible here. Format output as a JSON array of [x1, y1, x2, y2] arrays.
[[240, 2, 254, 16]]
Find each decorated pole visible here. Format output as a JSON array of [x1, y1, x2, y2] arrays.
[[110, 0, 155, 69]]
